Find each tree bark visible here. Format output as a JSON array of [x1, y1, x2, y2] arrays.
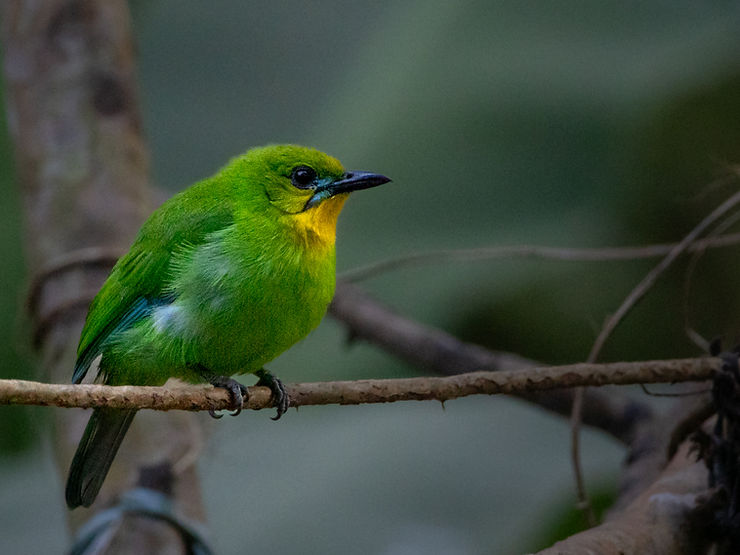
[[536, 442, 711, 555], [1, 1, 206, 552]]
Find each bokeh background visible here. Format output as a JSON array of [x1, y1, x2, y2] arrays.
[[3, 1, 740, 553]]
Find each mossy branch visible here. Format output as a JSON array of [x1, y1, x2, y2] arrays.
[[0, 357, 716, 412]]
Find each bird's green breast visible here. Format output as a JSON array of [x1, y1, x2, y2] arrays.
[[103, 211, 337, 385], [197, 215, 337, 373]]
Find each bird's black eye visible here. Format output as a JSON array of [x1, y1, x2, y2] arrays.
[[291, 166, 317, 189]]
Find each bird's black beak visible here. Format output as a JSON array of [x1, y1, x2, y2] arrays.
[[330, 171, 391, 195], [304, 171, 391, 210]]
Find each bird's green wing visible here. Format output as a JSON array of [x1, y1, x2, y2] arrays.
[[73, 193, 235, 383]]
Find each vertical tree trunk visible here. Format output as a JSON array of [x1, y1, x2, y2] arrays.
[[1, 1, 208, 552]]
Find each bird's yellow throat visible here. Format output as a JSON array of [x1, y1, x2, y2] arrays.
[[290, 193, 348, 247]]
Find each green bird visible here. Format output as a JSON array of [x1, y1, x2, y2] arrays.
[[65, 144, 390, 509]]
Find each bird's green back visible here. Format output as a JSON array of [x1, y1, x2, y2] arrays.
[[74, 185, 236, 382]]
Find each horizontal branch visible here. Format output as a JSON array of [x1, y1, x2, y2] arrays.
[[0, 357, 717, 412], [330, 281, 654, 443], [339, 231, 740, 282]]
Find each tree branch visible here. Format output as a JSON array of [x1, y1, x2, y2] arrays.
[[330, 281, 656, 443], [535, 441, 711, 555], [568, 191, 740, 525], [0, 357, 717, 411], [1, 1, 208, 546], [339, 231, 740, 283]]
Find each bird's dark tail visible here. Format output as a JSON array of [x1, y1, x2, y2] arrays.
[[65, 407, 137, 509]]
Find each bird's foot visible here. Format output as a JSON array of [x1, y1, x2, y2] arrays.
[[207, 376, 248, 419], [255, 369, 289, 420]]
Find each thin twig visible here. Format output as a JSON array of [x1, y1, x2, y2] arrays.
[[339, 232, 740, 283], [0, 357, 717, 411], [570, 387, 596, 525], [682, 209, 740, 351], [569, 190, 740, 529], [587, 191, 740, 363]]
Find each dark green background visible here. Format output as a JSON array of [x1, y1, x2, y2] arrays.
[[2, 1, 740, 553]]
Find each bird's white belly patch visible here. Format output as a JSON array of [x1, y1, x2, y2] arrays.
[[152, 304, 189, 335]]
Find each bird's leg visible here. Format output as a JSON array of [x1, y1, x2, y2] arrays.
[[255, 369, 289, 420], [193, 364, 248, 419]]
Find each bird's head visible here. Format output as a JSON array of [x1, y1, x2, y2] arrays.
[[235, 144, 390, 246]]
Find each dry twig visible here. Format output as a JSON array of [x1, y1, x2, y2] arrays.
[[340, 232, 740, 283], [588, 191, 740, 364], [570, 190, 740, 527], [0, 357, 717, 411]]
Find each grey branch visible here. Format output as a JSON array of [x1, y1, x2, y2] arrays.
[[330, 282, 656, 443], [0, 357, 717, 411]]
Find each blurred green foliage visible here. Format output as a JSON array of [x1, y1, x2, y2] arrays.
[[523, 481, 618, 552]]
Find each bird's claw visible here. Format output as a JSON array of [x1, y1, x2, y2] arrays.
[[256, 369, 289, 420], [208, 376, 248, 418], [208, 408, 223, 419]]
